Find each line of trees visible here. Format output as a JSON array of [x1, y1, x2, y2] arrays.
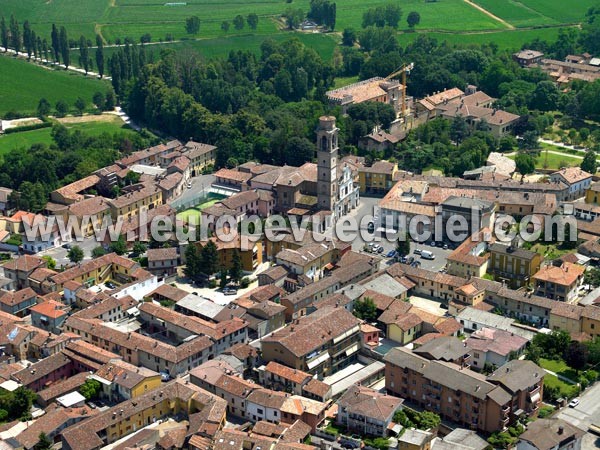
[[308, 0, 336, 30], [362, 3, 402, 28]]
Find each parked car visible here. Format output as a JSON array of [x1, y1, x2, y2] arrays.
[[339, 439, 360, 449], [105, 281, 116, 289], [407, 256, 415, 264], [414, 248, 422, 255], [377, 246, 384, 254], [62, 243, 72, 249], [443, 243, 449, 250], [372, 244, 381, 253], [400, 256, 408, 263], [386, 250, 397, 258], [430, 241, 436, 246], [569, 398, 580, 408], [223, 286, 238, 295]]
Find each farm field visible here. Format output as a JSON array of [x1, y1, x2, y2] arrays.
[[4, 0, 518, 45], [0, 116, 137, 157], [397, 27, 564, 51], [0, 55, 109, 118], [472, 0, 557, 28]]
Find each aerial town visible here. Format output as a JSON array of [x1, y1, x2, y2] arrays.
[[2, 1, 600, 450]]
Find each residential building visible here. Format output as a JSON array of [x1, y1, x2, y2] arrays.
[[358, 160, 399, 195], [446, 230, 490, 278], [60, 379, 227, 450], [385, 347, 544, 433], [585, 181, 600, 204], [326, 77, 402, 115], [258, 361, 332, 402], [66, 196, 111, 237], [196, 236, 262, 273], [465, 328, 528, 371], [261, 305, 361, 378], [397, 429, 434, 450], [539, 58, 600, 84], [517, 418, 585, 450], [183, 141, 217, 176], [146, 247, 179, 276], [532, 262, 585, 302], [3, 255, 46, 290], [488, 243, 543, 288], [336, 384, 403, 437], [30, 300, 69, 333], [106, 182, 163, 220], [549, 167, 592, 201], [513, 50, 544, 67], [92, 360, 162, 401], [0, 287, 38, 316], [441, 197, 495, 240], [359, 131, 402, 153]]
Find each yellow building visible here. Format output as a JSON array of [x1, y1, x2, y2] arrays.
[[581, 305, 600, 339], [585, 182, 600, 204], [61, 379, 227, 450], [67, 197, 111, 237], [549, 303, 583, 335], [446, 231, 490, 279], [107, 184, 163, 220], [358, 160, 398, 195], [198, 237, 262, 273], [488, 243, 543, 289], [183, 141, 217, 176], [94, 360, 162, 401]]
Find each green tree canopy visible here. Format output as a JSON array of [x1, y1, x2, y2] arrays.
[[67, 245, 84, 263], [353, 297, 377, 321]]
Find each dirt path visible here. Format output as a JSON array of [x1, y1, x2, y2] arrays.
[[463, 0, 515, 30], [57, 114, 124, 124]]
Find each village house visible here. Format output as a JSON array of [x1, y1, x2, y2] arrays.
[[146, 247, 179, 276], [532, 262, 585, 302], [0, 287, 38, 316], [92, 359, 162, 402], [465, 328, 528, 371], [550, 167, 592, 201], [30, 299, 69, 333], [336, 384, 403, 437]]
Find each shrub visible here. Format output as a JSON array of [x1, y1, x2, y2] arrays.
[[240, 277, 250, 289], [4, 121, 52, 134], [538, 405, 554, 418]]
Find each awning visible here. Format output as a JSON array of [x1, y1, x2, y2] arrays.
[[345, 343, 359, 357], [529, 392, 541, 404], [307, 352, 330, 370]]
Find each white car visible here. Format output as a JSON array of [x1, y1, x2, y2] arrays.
[[568, 398, 580, 408]]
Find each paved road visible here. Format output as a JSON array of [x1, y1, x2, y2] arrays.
[[556, 381, 600, 449], [170, 174, 216, 210]]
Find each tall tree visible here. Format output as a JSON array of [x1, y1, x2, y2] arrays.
[[0, 16, 8, 52], [581, 150, 598, 175], [184, 244, 201, 281], [221, 21, 230, 32], [37, 98, 51, 117], [201, 240, 219, 276], [9, 15, 21, 54], [95, 34, 104, 78], [229, 249, 243, 282], [353, 297, 377, 321], [22, 20, 32, 59], [79, 35, 90, 74], [396, 232, 411, 257], [407, 11, 420, 29], [59, 26, 69, 69], [342, 28, 356, 46], [564, 341, 588, 374], [185, 16, 200, 34], [42, 38, 48, 62], [51, 24, 60, 62], [515, 153, 535, 179], [68, 245, 84, 263], [233, 15, 245, 30], [247, 13, 259, 30]]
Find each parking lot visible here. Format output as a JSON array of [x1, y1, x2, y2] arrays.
[[346, 197, 452, 272]]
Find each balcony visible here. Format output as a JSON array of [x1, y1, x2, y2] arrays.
[[528, 385, 540, 394], [502, 405, 510, 415]]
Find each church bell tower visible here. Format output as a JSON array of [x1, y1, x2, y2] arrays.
[[316, 116, 338, 214]]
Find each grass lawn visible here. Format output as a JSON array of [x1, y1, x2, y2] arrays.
[[529, 243, 573, 260], [518, 0, 598, 23], [0, 116, 136, 157], [543, 372, 579, 399], [333, 76, 359, 89], [0, 55, 110, 118], [506, 150, 583, 170], [539, 358, 580, 382]]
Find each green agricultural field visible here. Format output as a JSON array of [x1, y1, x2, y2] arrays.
[[0, 55, 110, 118], [0, 116, 137, 157], [4, 0, 510, 45], [397, 27, 564, 51], [473, 0, 557, 27], [518, 0, 598, 24]]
